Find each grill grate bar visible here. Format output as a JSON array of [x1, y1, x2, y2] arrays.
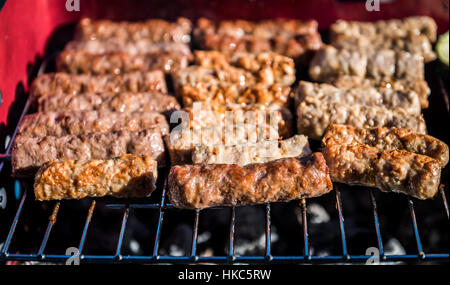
[[228, 207, 236, 261], [407, 198, 424, 259], [369, 189, 384, 257], [152, 180, 167, 258], [265, 203, 272, 260], [37, 202, 60, 258], [335, 186, 349, 259], [440, 186, 449, 221], [300, 199, 310, 258], [78, 200, 96, 255], [1, 186, 27, 258], [190, 210, 200, 260], [115, 206, 130, 259]]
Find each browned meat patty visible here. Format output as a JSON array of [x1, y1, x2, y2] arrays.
[[296, 101, 427, 140], [322, 124, 449, 167], [168, 152, 333, 209], [309, 45, 425, 82], [37, 92, 180, 114], [12, 128, 165, 177], [322, 144, 442, 200], [34, 154, 158, 201], [56, 50, 191, 75], [194, 18, 322, 62], [330, 16, 437, 62], [75, 17, 192, 43], [330, 76, 430, 109], [17, 110, 169, 138], [296, 81, 422, 114], [29, 71, 167, 106], [193, 50, 296, 86]]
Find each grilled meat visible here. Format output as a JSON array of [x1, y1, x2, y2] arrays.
[[309, 45, 424, 82], [37, 92, 180, 114], [322, 144, 441, 200], [296, 101, 427, 140], [168, 152, 333, 209], [56, 50, 191, 75], [75, 17, 192, 43], [296, 81, 421, 114], [12, 129, 165, 177], [192, 135, 311, 166], [17, 110, 169, 138], [34, 154, 158, 201], [29, 71, 167, 106], [330, 75, 430, 108], [322, 124, 449, 167]]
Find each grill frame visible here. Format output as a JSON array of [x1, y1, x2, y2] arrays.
[[0, 52, 449, 266]]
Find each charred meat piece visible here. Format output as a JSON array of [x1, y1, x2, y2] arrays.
[[12, 129, 166, 177], [309, 45, 425, 82], [192, 135, 311, 166], [194, 18, 322, 61], [193, 50, 296, 86], [322, 124, 449, 167], [168, 152, 333, 209], [34, 154, 158, 201], [56, 50, 191, 75], [29, 71, 167, 106], [38, 92, 180, 114], [296, 102, 427, 140], [75, 17, 192, 43], [17, 110, 169, 138], [330, 76, 430, 109], [296, 81, 422, 114], [322, 144, 441, 200]]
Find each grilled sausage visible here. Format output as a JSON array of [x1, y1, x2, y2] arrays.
[[12, 128, 165, 177], [322, 124, 449, 167], [34, 154, 158, 201], [37, 92, 180, 114], [192, 135, 311, 166], [330, 76, 430, 108], [17, 110, 169, 138], [296, 101, 427, 140], [330, 16, 437, 62], [75, 17, 192, 43], [322, 144, 441, 200], [168, 152, 333, 209], [56, 50, 191, 75], [193, 50, 296, 86], [296, 81, 422, 114], [29, 71, 167, 106]]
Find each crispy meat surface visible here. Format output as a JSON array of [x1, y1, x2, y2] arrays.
[[75, 17, 192, 43], [38, 92, 180, 114], [168, 152, 332, 209], [296, 102, 427, 140], [322, 124, 449, 167], [29, 71, 167, 106], [34, 154, 158, 201], [296, 81, 422, 114], [322, 144, 441, 200], [56, 50, 191, 75], [17, 110, 169, 138], [12, 129, 165, 177], [192, 135, 311, 166]]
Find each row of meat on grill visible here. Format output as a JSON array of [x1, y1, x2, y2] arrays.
[[12, 16, 449, 209]]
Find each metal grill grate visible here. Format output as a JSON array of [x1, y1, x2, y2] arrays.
[[0, 58, 449, 265]]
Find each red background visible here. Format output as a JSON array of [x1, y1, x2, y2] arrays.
[[0, 0, 448, 128]]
